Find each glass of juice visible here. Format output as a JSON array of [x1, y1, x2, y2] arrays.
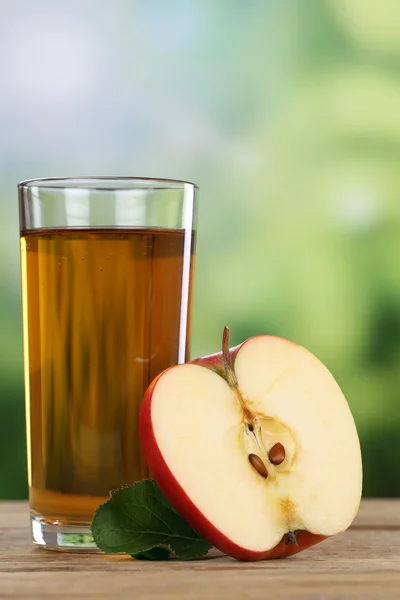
[[18, 177, 197, 550]]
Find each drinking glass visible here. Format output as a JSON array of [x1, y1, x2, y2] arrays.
[[18, 177, 197, 550]]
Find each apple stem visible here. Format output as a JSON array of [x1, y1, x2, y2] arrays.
[[222, 326, 254, 422], [222, 326, 238, 388]]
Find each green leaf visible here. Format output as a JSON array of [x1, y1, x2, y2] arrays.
[[134, 546, 172, 560], [90, 480, 212, 560]]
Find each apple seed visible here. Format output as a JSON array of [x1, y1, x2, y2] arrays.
[[248, 453, 268, 479], [268, 442, 286, 466]]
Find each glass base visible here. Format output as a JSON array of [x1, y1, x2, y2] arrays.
[[31, 515, 99, 552]]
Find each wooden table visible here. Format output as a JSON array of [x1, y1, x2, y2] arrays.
[[1, 500, 399, 599]]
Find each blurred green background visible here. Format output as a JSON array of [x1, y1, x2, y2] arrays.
[[1, 0, 400, 498]]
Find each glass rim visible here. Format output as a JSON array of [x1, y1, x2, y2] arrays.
[[18, 176, 198, 192]]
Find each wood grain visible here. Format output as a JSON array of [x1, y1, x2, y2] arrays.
[[0, 500, 399, 599]]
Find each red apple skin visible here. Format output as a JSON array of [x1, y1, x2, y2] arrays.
[[139, 337, 328, 561], [190, 348, 237, 375], [190, 335, 297, 376]]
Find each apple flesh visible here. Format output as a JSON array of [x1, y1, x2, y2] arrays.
[[139, 329, 362, 561]]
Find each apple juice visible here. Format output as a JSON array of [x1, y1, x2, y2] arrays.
[[20, 228, 194, 524]]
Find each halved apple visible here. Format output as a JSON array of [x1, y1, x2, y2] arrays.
[[139, 328, 362, 561]]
